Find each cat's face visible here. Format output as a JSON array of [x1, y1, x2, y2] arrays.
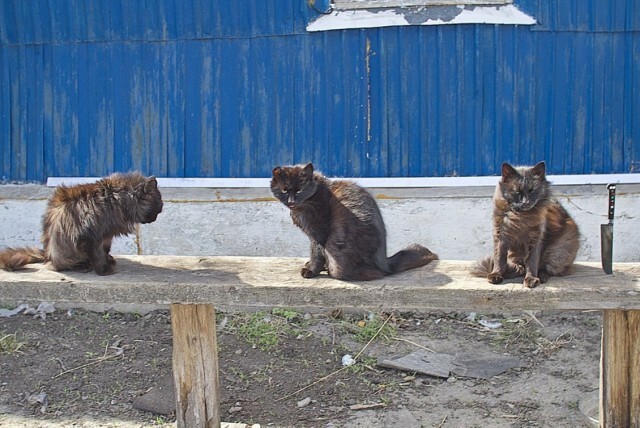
[[499, 161, 549, 212], [136, 177, 163, 223], [271, 163, 319, 209]]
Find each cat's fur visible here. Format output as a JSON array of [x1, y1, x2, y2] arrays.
[[271, 163, 437, 281], [473, 161, 580, 288], [0, 172, 163, 275]]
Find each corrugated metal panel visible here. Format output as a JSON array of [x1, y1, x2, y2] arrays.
[[518, 0, 640, 32], [365, 21, 639, 177], [1, 44, 45, 181], [0, 0, 639, 181], [0, 0, 309, 45]]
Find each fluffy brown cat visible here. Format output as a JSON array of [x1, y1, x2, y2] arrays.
[[473, 161, 580, 288], [0, 172, 163, 275], [271, 163, 438, 281]]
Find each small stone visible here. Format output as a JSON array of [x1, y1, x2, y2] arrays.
[[297, 397, 312, 408], [228, 406, 242, 413]]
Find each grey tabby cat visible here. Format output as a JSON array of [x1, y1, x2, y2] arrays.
[[474, 161, 580, 288]]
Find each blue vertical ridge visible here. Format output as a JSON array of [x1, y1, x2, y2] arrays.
[[609, 34, 626, 173], [422, 26, 442, 177], [26, 45, 44, 181], [405, 27, 423, 177], [478, 25, 497, 176], [0, 47, 10, 179], [632, 35, 640, 172], [590, 34, 606, 174], [570, 33, 591, 174], [367, 28, 387, 178], [622, 32, 635, 173]]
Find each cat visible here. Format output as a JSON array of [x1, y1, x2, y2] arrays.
[[473, 161, 580, 288], [270, 163, 438, 281], [0, 172, 163, 276]]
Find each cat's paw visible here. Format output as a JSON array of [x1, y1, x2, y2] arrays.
[[106, 254, 116, 266], [301, 267, 319, 278], [72, 262, 93, 273], [94, 263, 116, 276], [487, 272, 504, 284], [524, 276, 540, 288], [538, 270, 549, 283]]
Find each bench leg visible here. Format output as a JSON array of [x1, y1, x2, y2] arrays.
[[171, 303, 221, 428], [600, 309, 640, 427]]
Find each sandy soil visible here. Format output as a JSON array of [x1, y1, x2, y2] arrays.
[[0, 306, 600, 427]]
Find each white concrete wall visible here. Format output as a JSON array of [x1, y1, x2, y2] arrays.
[[1, 184, 638, 263]]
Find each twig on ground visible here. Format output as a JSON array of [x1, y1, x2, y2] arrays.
[[392, 337, 436, 353], [54, 357, 67, 372], [52, 354, 120, 380], [524, 310, 545, 328], [349, 403, 386, 410], [276, 313, 394, 402], [363, 364, 383, 374], [354, 313, 392, 360], [52, 342, 123, 380], [275, 366, 350, 402]]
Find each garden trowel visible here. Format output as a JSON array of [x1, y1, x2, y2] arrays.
[[600, 183, 616, 274]]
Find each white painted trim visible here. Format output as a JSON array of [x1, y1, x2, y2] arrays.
[[306, 5, 536, 32], [47, 174, 640, 189]]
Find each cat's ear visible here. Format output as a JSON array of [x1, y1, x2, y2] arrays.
[[531, 161, 546, 177], [302, 163, 314, 175], [272, 166, 282, 177], [143, 177, 158, 193], [501, 162, 519, 180]]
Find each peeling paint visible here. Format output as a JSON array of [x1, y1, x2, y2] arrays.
[[306, 5, 536, 31], [404, 5, 465, 24]]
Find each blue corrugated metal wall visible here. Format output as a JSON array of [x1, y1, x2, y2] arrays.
[[0, 0, 638, 181]]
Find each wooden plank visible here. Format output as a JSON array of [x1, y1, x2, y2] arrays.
[[378, 350, 453, 378], [632, 312, 640, 428], [600, 310, 640, 428], [171, 304, 220, 428], [0, 258, 639, 311]]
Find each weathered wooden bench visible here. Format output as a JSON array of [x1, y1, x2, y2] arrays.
[[1, 256, 639, 428]]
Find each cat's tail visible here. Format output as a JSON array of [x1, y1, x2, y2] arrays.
[[0, 247, 45, 271], [471, 256, 522, 279], [387, 244, 438, 274]]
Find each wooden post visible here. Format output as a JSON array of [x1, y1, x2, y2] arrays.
[[600, 310, 640, 428], [171, 304, 221, 428]]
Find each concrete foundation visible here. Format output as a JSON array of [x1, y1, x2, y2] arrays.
[[1, 183, 638, 263]]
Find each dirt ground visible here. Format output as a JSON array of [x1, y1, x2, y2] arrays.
[[0, 304, 600, 428]]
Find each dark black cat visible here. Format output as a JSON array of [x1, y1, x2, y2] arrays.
[[271, 163, 437, 281], [473, 161, 580, 288]]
